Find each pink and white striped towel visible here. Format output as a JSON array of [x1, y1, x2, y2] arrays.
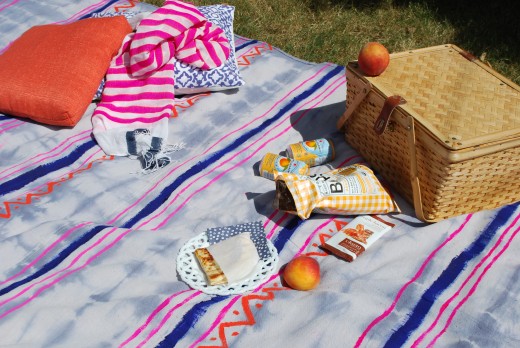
[[92, 0, 230, 172]]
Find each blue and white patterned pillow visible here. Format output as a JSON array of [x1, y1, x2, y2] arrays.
[[92, 3, 244, 98], [175, 5, 244, 95]]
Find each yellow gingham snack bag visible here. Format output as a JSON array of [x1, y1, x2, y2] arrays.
[[274, 164, 399, 219]]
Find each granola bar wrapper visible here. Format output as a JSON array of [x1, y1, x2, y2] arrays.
[[274, 164, 399, 219], [322, 215, 395, 262]]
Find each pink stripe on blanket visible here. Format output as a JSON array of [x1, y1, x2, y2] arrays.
[[57, 0, 113, 24], [0, 119, 23, 135], [188, 295, 242, 348], [263, 211, 280, 230], [412, 212, 520, 347], [0, 0, 20, 13], [0, 132, 92, 182], [428, 222, 520, 347], [0, 222, 92, 286], [119, 290, 201, 348], [0, 226, 131, 319], [354, 214, 474, 348], [134, 291, 203, 348], [0, 0, 10, 8], [0, 0, 113, 52], [266, 213, 290, 239]]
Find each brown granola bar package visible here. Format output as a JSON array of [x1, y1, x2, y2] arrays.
[[322, 215, 394, 262]]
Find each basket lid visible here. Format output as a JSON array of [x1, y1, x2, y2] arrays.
[[355, 44, 520, 150]]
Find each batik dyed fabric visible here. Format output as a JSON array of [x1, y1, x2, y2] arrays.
[[1, 1, 520, 347]]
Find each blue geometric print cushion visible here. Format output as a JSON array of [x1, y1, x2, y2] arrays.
[[92, 4, 244, 99], [174, 5, 244, 95]]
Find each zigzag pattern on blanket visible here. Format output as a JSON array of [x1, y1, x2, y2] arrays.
[[92, 0, 230, 172]]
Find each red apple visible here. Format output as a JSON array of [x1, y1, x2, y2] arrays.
[[282, 256, 320, 291], [357, 42, 390, 76]]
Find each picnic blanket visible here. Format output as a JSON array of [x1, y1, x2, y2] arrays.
[[1, 1, 520, 347]]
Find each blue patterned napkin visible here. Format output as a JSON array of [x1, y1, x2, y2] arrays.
[[206, 221, 271, 259]]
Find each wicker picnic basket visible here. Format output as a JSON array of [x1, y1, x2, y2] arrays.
[[337, 44, 520, 222]]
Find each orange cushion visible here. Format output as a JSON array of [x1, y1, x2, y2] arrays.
[[0, 17, 132, 127]]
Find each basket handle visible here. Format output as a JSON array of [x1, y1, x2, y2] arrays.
[[374, 95, 430, 222], [406, 115, 430, 222], [336, 67, 372, 131], [373, 95, 406, 135]]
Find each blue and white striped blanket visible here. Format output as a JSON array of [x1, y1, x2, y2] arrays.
[[1, 1, 519, 347]]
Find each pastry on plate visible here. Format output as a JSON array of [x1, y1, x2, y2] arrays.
[[194, 232, 260, 286]]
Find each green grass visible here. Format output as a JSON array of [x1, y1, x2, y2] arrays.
[[144, 0, 520, 84]]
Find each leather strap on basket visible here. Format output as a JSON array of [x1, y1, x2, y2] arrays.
[[336, 68, 372, 131], [406, 116, 430, 222], [373, 95, 406, 135]]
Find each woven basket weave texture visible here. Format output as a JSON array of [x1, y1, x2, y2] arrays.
[[343, 44, 520, 222], [377, 47, 520, 142]]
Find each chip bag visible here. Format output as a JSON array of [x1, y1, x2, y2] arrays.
[[274, 164, 399, 219]]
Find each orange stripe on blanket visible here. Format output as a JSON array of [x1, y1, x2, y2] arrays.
[[114, 0, 137, 12], [307, 230, 334, 257], [199, 285, 289, 348], [172, 93, 211, 118], [0, 155, 114, 219], [236, 43, 273, 66]]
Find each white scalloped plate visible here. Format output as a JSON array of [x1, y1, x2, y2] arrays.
[[177, 232, 279, 295]]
